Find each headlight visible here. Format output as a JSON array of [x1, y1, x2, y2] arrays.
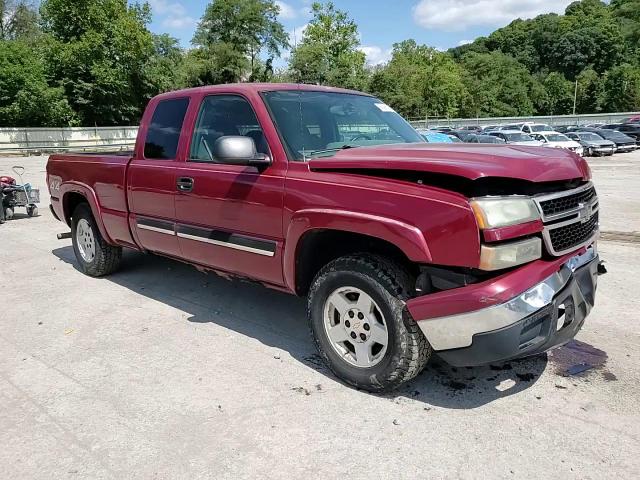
[[479, 237, 542, 271], [470, 198, 540, 229]]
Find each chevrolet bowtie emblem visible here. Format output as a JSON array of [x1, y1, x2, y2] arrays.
[[577, 202, 593, 223]]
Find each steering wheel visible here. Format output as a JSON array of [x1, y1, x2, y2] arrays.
[[350, 134, 372, 141]]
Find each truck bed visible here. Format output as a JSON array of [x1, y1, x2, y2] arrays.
[[47, 152, 134, 246]]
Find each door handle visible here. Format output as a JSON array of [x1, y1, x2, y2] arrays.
[[176, 177, 194, 192]]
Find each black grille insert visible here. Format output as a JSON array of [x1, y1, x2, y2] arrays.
[[539, 186, 596, 216], [549, 212, 599, 253]]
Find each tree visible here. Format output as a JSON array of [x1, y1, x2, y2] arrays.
[[0, 0, 40, 41], [611, 0, 640, 58], [369, 40, 467, 119], [601, 64, 640, 112], [288, 2, 367, 90], [143, 34, 186, 94], [540, 72, 574, 115], [458, 52, 537, 117], [40, 0, 163, 125], [191, 0, 288, 83], [575, 68, 604, 113], [0, 40, 76, 126]]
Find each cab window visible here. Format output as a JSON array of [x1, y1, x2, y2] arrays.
[[190, 95, 269, 162], [144, 98, 189, 160]]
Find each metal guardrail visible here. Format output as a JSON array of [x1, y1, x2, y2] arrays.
[[409, 111, 640, 129], [0, 126, 138, 154]]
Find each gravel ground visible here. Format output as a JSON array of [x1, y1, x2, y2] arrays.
[[1, 153, 639, 479]]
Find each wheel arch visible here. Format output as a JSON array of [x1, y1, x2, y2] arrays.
[[61, 183, 113, 244], [284, 209, 432, 296]]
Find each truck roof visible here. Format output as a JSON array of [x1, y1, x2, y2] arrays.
[[154, 83, 373, 101]]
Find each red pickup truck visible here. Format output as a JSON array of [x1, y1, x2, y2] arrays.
[[47, 83, 603, 392]]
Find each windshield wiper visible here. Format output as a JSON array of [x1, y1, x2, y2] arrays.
[[304, 144, 360, 159]]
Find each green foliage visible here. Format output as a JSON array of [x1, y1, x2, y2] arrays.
[[39, 0, 170, 125], [458, 52, 538, 117], [0, 40, 76, 126], [2, 0, 640, 127], [288, 2, 367, 90], [369, 40, 467, 119], [190, 0, 288, 84], [449, 0, 640, 115], [0, 0, 40, 41], [601, 64, 640, 112], [540, 72, 574, 115]]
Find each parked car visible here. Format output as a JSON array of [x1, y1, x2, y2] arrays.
[[521, 123, 554, 134], [448, 130, 476, 142], [585, 123, 605, 128], [574, 128, 637, 153], [565, 132, 616, 156], [480, 124, 502, 132], [530, 132, 584, 156], [487, 130, 544, 146], [465, 134, 507, 144], [457, 125, 482, 132], [555, 125, 582, 133], [622, 115, 640, 123], [417, 130, 453, 143], [428, 126, 453, 133], [498, 123, 524, 131], [613, 123, 640, 142], [46, 83, 604, 392]]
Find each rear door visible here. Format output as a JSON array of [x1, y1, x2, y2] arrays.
[[174, 93, 286, 286], [128, 97, 190, 257]]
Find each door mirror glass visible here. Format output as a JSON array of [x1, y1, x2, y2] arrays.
[[213, 136, 271, 167]]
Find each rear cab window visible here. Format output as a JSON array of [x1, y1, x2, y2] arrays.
[[144, 98, 190, 160]]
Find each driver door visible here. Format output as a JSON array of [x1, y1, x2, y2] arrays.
[[173, 94, 286, 286]]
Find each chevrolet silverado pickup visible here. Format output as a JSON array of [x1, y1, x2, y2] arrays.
[[47, 84, 604, 392]]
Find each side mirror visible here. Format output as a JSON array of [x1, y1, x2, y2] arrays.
[[212, 136, 272, 168]]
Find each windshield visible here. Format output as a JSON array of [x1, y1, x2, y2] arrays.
[[578, 133, 603, 141], [530, 124, 553, 132], [504, 133, 535, 142], [262, 90, 423, 160], [545, 133, 570, 142], [599, 129, 627, 140]]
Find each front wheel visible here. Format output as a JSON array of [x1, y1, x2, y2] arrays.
[[308, 254, 431, 392], [71, 203, 122, 277]]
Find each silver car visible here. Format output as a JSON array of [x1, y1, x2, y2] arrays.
[[566, 132, 616, 156], [486, 130, 544, 147]]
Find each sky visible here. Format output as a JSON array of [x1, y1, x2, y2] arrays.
[[145, 0, 576, 66]]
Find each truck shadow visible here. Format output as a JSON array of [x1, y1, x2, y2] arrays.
[[52, 246, 546, 409]]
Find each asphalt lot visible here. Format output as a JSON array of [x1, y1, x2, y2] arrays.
[[1, 153, 639, 479]]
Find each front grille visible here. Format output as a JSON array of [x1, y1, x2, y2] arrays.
[[548, 212, 599, 253], [539, 186, 596, 216]]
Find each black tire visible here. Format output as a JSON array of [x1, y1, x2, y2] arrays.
[[27, 205, 38, 217], [71, 203, 122, 277], [307, 254, 431, 392]]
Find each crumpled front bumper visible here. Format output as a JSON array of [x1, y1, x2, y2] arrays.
[[410, 246, 601, 366]]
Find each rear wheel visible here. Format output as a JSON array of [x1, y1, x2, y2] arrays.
[[27, 205, 38, 217], [71, 203, 122, 277], [308, 254, 431, 392]]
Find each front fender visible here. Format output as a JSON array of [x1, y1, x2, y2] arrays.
[[283, 208, 432, 292], [60, 182, 114, 244]]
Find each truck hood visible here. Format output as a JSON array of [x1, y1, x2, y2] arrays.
[[308, 143, 590, 183]]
